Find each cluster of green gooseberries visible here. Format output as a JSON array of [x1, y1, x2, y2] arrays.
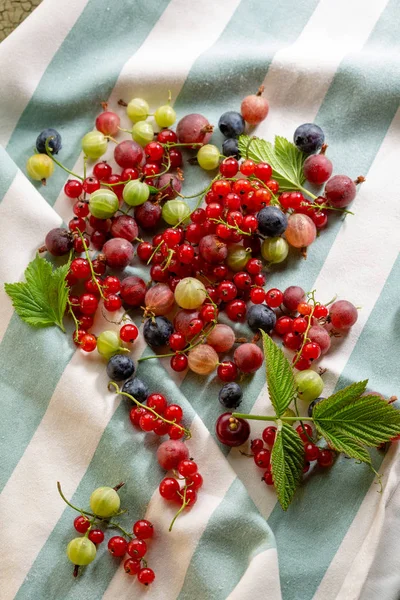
[[60, 483, 155, 584]]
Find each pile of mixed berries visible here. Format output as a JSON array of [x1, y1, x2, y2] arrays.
[[25, 89, 364, 577]]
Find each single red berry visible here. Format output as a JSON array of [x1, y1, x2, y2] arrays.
[[89, 215, 112, 232], [104, 294, 122, 312], [232, 179, 252, 196], [191, 208, 206, 224], [127, 538, 147, 558], [297, 302, 312, 316], [174, 487, 197, 506], [250, 287, 266, 304], [187, 318, 204, 338], [120, 323, 139, 343], [133, 519, 154, 540], [124, 557, 141, 576], [164, 404, 183, 423], [147, 393, 167, 414], [292, 317, 308, 334], [220, 157, 239, 178], [313, 210, 328, 229], [73, 329, 87, 346], [275, 316, 293, 336], [129, 407, 148, 428], [212, 179, 231, 199], [80, 334, 97, 352], [178, 460, 198, 477], [70, 258, 91, 280], [318, 450, 334, 467], [246, 258, 262, 275], [253, 273, 266, 287], [266, 179, 279, 193], [103, 275, 121, 294], [108, 536, 128, 557], [240, 159, 256, 176], [145, 141, 164, 161], [304, 443, 320, 462], [73, 200, 89, 218], [225, 299, 246, 322], [296, 423, 313, 442], [153, 418, 170, 436], [92, 258, 106, 275], [83, 176, 100, 194], [233, 272, 252, 290], [139, 413, 157, 432], [138, 567, 155, 586], [217, 281, 237, 302], [121, 167, 140, 181], [88, 529, 105, 544], [242, 214, 258, 233], [248, 188, 271, 211], [224, 192, 241, 211], [159, 477, 180, 500], [90, 230, 106, 250], [79, 315, 94, 330], [254, 448, 271, 468], [226, 211, 243, 228], [251, 438, 264, 453], [169, 424, 185, 440], [170, 354, 188, 372], [137, 241, 153, 262], [79, 293, 99, 315], [169, 333, 187, 351], [157, 129, 177, 144], [185, 223, 203, 244], [185, 472, 203, 490], [177, 243, 195, 265], [84, 277, 102, 296], [169, 148, 183, 168], [199, 304, 218, 323], [163, 227, 182, 248], [262, 426, 277, 446], [217, 361, 238, 382], [262, 469, 274, 486], [302, 342, 322, 361], [254, 162, 272, 182], [265, 288, 283, 308], [74, 516, 90, 533], [313, 304, 329, 319], [93, 162, 112, 181], [293, 356, 312, 371], [206, 202, 224, 220], [64, 179, 83, 198]]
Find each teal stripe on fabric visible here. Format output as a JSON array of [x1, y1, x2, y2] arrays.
[[178, 478, 275, 600], [0, 317, 75, 491], [5, 0, 171, 207], [268, 251, 400, 600], [15, 358, 197, 600], [0, 145, 18, 200]]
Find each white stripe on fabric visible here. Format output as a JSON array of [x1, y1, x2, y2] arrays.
[[0, 314, 147, 600], [0, 0, 91, 147], [0, 170, 62, 343], [256, 0, 389, 141], [102, 415, 238, 600], [52, 0, 241, 222], [313, 444, 400, 600], [227, 548, 282, 600]]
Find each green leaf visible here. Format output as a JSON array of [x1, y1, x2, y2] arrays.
[[4, 254, 70, 331], [313, 384, 400, 463], [238, 135, 307, 192], [148, 185, 160, 194], [271, 421, 305, 510], [261, 330, 297, 417]]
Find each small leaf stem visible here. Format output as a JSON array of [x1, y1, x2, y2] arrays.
[[78, 231, 106, 299], [232, 413, 314, 422]]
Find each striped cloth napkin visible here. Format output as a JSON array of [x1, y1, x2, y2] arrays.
[[1, 0, 399, 599]]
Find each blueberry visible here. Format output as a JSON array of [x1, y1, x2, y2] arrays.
[[143, 316, 173, 348], [222, 138, 239, 158], [218, 111, 245, 138], [106, 354, 135, 381], [257, 206, 287, 237], [122, 377, 149, 403], [308, 396, 325, 417], [247, 304, 277, 333], [219, 383, 243, 409], [293, 123, 324, 154], [36, 128, 62, 155]]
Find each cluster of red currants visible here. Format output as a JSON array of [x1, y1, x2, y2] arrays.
[[159, 457, 203, 517], [130, 392, 187, 440]]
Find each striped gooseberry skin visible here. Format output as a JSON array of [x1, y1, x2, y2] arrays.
[[188, 344, 219, 375], [285, 213, 316, 248], [144, 284, 175, 316]]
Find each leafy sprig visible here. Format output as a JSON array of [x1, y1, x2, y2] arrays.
[[234, 332, 400, 510], [5, 254, 70, 331]]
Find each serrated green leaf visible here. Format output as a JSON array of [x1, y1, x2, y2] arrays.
[[313, 389, 400, 462], [271, 421, 305, 510], [261, 331, 297, 417], [4, 254, 69, 331], [238, 135, 307, 192]]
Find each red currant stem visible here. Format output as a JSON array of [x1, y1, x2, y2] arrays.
[[77, 231, 106, 300], [244, 136, 256, 159], [147, 240, 164, 265], [107, 521, 133, 539], [108, 381, 192, 439], [164, 142, 203, 149], [296, 185, 318, 201], [102, 178, 131, 188], [232, 413, 315, 422], [169, 484, 191, 532], [67, 299, 81, 338], [209, 217, 252, 237], [146, 152, 171, 179], [161, 248, 175, 271], [293, 296, 316, 367], [324, 293, 338, 307], [312, 202, 354, 216], [45, 138, 84, 181], [57, 481, 98, 518]]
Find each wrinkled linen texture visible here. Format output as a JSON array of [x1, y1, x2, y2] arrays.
[[0, 0, 399, 599]]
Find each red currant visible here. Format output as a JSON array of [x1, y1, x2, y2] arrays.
[[251, 438, 264, 453], [297, 302, 312, 316], [127, 538, 147, 558], [266, 179, 279, 193], [79, 315, 94, 330], [217, 281, 237, 302], [120, 323, 139, 343], [79, 293, 98, 315], [73, 200, 89, 218], [169, 333, 186, 351], [108, 536, 128, 557], [199, 304, 218, 323], [250, 287, 266, 304], [70, 258, 91, 280], [104, 293, 122, 312], [74, 515, 90, 533], [91, 230, 106, 250], [262, 426, 277, 446], [137, 241, 153, 262], [169, 424, 185, 440], [225, 299, 246, 322], [253, 273, 265, 287], [177, 243, 195, 264], [144, 141, 164, 161], [275, 316, 293, 336], [191, 208, 206, 224], [83, 176, 100, 194], [178, 460, 198, 477], [232, 179, 252, 196], [318, 450, 334, 467], [153, 419, 170, 436], [220, 157, 239, 178], [139, 413, 157, 432], [121, 167, 140, 181], [157, 129, 177, 143], [292, 317, 308, 334], [212, 179, 231, 199], [93, 162, 112, 181], [163, 227, 182, 248], [240, 159, 256, 176], [265, 288, 283, 308], [147, 393, 167, 414], [262, 469, 274, 485], [170, 354, 188, 372], [185, 472, 203, 490], [217, 361, 238, 382], [103, 275, 121, 294], [88, 529, 105, 544], [133, 519, 154, 540], [64, 179, 83, 198], [304, 443, 320, 462], [138, 567, 155, 586], [124, 558, 141, 575], [313, 304, 328, 319], [84, 277, 102, 295], [296, 423, 313, 442], [302, 342, 322, 361], [164, 404, 183, 423], [293, 356, 312, 371], [242, 214, 258, 232], [159, 477, 180, 500], [254, 448, 271, 468], [254, 162, 272, 182], [169, 148, 183, 168], [246, 258, 262, 275], [80, 334, 97, 352]]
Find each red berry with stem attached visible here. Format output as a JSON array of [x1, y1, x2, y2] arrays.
[[169, 148, 183, 168], [83, 176, 100, 194], [139, 413, 157, 432], [232, 178, 252, 196], [133, 520, 154, 540], [246, 258, 262, 275], [304, 443, 320, 462], [92, 258, 106, 276], [69, 217, 86, 233], [234, 272, 252, 290], [302, 342, 321, 361], [313, 210, 328, 229], [251, 438, 264, 453], [70, 258, 91, 280], [298, 302, 313, 316], [200, 304, 218, 323], [79, 294, 98, 315], [296, 423, 313, 442], [217, 361, 238, 382], [124, 558, 141, 576], [186, 472, 203, 490], [250, 287, 266, 304], [262, 469, 274, 485], [147, 393, 167, 414], [153, 419, 170, 436], [73, 200, 89, 218], [74, 516, 90, 533], [91, 230, 106, 250], [292, 317, 308, 334], [293, 356, 312, 371], [240, 159, 256, 176], [84, 277, 102, 295], [127, 538, 147, 558], [138, 568, 155, 586], [212, 179, 231, 199], [80, 334, 97, 352], [225, 299, 247, 322], [65, 179, 83, 198], [265, 288, 283, 308], [157, 129, 177, 143], [93, 161, 112, 181], [318, 450, 334, 467], [137, 241, 153, 262], [79, 315, 94, 330], [120, 324, 139, 343], [178, 460, 198, 477], [313, 304, 329, 319], [262, 426, 277, 446], [169, 424, 185, 440], [129, 407, 148, 428], [159, 477, 180, 500], [89, 529, 105, 544], [220, 157, 239, 178], [266, 179, 279, 193], [169, 333, 187, 352], [145, 141, 164, 161], [254, 448, 271, 468], [170, 354, 188, 372], [103, 276, 121, 294], [108, 536, 128, 557]]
